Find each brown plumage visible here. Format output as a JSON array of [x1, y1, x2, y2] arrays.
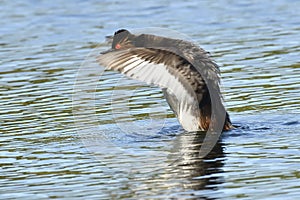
[[97, 29, 233, 132]]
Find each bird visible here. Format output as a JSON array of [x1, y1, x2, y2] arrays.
[[97, 29, 233, 132]]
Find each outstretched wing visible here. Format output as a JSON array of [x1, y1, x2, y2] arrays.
[[97, 48, 206, 131]]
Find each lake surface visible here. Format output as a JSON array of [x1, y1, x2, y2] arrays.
[[1, 0, 299, 199]]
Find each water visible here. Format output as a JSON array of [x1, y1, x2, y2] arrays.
[[1, 0, 300, 199]]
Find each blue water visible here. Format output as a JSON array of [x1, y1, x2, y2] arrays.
[[0, 0, 299, 199]]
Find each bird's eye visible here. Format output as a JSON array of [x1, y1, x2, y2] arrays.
[[115, 43, 121, 49]]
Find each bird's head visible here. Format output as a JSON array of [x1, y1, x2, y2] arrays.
[[112, 29, 135, 50]]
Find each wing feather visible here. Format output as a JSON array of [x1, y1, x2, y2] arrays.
[[97, 48, 203, 131]]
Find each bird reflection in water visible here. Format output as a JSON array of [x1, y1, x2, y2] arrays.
[[166, 130, 225, 196]]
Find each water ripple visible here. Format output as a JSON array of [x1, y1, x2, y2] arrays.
[[1, 0, 300, 199]]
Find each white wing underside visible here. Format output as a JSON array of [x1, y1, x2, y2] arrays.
[[98, 50, 201, 131]]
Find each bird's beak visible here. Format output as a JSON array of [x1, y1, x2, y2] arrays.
[[105, 35, 113, 43], [100, 49, 114, 54]]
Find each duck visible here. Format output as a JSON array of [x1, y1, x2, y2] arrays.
[[97, 29, 233, 132]]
